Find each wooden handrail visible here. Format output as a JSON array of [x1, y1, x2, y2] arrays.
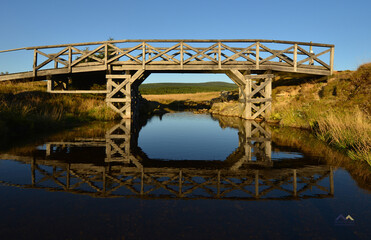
[[0, 39, 334, 53]]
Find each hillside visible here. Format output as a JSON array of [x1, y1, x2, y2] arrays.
[[139, 81, 237, 94]]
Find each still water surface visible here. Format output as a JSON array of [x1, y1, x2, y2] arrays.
[[0, 112, 370, 239]]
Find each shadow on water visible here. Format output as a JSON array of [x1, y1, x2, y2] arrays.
[[0, 113, 370, 239]]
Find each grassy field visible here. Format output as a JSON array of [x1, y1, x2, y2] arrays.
[[143, 91, 220, 104], [139, 81, 237, 94]]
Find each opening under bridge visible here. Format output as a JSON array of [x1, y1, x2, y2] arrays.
[[0, 39, 334, 119]]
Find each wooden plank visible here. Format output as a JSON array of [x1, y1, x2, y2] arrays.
[[106, 74, 131, 79], [106, 98, 131, 102], [22, 39, 334, 51], [245, 74, 274, 79], [50, 90, 108, 94]]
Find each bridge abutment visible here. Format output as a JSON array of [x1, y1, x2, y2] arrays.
[[105, 70, 146, 118]]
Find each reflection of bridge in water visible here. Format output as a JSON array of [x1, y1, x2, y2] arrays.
[[0, 118, 334, 200]]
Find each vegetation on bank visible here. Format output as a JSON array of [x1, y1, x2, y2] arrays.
[[139, 81, 237, 94], [0, 81, 116, 145], [270, 63, 371, 165]]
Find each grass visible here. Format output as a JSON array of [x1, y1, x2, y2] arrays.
[[270, 63, 371, 165], [139, 81, 237, 94], [143, 91, 220, 104], [0, 81, 116, 146]]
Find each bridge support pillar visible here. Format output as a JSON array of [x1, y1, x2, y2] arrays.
[[105, 70, 145, 118], [226, 70, 273, 120]]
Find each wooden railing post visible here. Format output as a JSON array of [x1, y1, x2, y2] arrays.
[[180, 41, 184, 69], [105, 43, 108, 69], [33, 49, 38, 77], [256, 42, 260, 69], [218, 41, 221, 69], [293, 44, 298, 72], [68, 46, 72, 73], [330, 46, 335, 75], [142, 42, 146, 69]]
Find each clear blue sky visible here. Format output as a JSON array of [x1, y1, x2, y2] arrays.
[[1, 0, 370, 83]]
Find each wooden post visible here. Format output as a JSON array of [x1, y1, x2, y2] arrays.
[[330, 46, 335, 75], [68, 46, 72, 73], [256, 42, 260, 70], [46, 143, 51, 156], [218, 42, 221, 69], [244, 78, 252, 119], [33, 49, 38, 77], [105, 43, 108, 69], [293, 44, 297, 72], [309, 41, 314, 65], [180, 41, 184, 69], [265, 77, 272, 117], [142, 42, 146, 69]]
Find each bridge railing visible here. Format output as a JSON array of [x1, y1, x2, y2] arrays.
[[0, 39, 334, 78]]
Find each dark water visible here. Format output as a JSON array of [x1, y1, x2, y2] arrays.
[[0, 112, 370, 240]]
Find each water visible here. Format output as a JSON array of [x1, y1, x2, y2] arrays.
[[0, 112, 370, 240]]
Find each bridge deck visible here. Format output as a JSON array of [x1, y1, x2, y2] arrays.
[[0, 39, 334, 82]]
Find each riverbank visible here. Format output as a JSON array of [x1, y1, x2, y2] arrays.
[[208, 63, 371, 166], [0, 81, 117, 148]]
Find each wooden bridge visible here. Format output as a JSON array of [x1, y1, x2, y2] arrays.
[[0, 39, 335, 119], [0, 119, 334, 200]]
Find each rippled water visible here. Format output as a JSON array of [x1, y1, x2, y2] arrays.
[[0, 112, 370, 239]]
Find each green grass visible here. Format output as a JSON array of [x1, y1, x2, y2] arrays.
[[139, 81, 237, 94]]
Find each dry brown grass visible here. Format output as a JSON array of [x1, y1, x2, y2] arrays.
[[0, 81, 47, 94], [316, 108, 371, 165], [143, 91, 220, 104]]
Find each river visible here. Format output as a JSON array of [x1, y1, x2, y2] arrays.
[[0, 112, 370, 239]]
